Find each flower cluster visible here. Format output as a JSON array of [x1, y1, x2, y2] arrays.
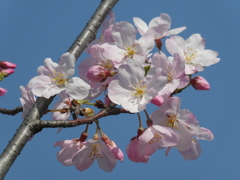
[[20, 12, 219, 172], [0, 61, 16, 96]]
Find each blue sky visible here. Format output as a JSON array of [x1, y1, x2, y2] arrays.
[[0, 0, 239, 179]]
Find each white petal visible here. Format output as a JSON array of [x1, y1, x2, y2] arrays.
[[66, 77, 90, 100], [164, 26, 186, 37], [111, 21, 136, 48], [133, 17, 149, 36], [58, 52, 76, 78], [194, 50, 220, 66], [117, 58, 145, 86]]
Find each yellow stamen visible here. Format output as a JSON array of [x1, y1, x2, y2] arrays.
[[148, 134, 162, 144], [184, 48, 198, 64], [131, 80, 147, 98], [88, 144, 102, 160], [166, 115, 178, 129], [49, 71, 67, 87], [124, 45, 136, 58]]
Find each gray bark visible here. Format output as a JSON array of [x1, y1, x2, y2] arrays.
[[0, 0, 119, 179]]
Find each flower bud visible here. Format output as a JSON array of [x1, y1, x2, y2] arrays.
[[155, 39, 163, 50], [82, 108, 94, 118], [191, 76, 210, 90], [87, 65, 107, 82], [106, 141, 124, 162], [151, 95, 164, 106], [79, 132, 88, 142], [1, 69, 15, 77], [0, 61, 16, 69], [93, 133, 100, 140], [104, 95, 112, 106], [146, 118, 153, 127], [0, 87, 7, 96]]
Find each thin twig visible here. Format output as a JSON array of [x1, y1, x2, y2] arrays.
[[0, 106, 23, 116]]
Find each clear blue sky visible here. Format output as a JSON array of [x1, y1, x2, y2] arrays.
[[0, 0, 239, 180]]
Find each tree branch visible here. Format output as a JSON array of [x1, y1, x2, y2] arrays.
[[40, 108, 131, 129], [68, 0, 119, 59], [0, 106, 23, 116], [0, 1, 119, 179]]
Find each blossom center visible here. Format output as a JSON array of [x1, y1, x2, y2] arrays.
[[49, 71, 67, 87], [131, 80, 147, 98], [166, 115, 178, 129], [125, 45, 136, 58], [184, 48, 198, 64], [148, 134, 162, 144], [164, 67, 172, 83], [96, 59, 113, 70], [88, 144, 102, 160]]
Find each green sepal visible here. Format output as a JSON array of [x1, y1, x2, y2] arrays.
[[144, 65, 151, 76]]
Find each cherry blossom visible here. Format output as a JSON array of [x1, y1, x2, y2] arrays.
[[52, 91, 73, 133], [133, 13, 186, 49], [151, 52, 189, 96], [102, 21, 154, 67], [138, 125, 179, 156], [126, 137, 150, 163], [166, 34, 220, 74], [150, 97, 212, 152], [73, 139, 117, 172], [19, 85, 36, 118], [108, 58, 167, 113], [28, 52, 90, 99], [78, 45, 116, 88], [54, 139, 83, 166]]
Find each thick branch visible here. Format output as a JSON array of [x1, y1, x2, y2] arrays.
[[0, 106, 23, 116], [68, 0, 119, 59], [0, 1, 119, 179]]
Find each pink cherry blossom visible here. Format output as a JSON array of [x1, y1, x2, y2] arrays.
[[178, 139, 202, 160], [166, 34, 220, 74], [78, 46, 116, 88], [52, 91, 73, 133], [151, 96, 213, 155], [108, 58, 167, 113], [133, 13, 186, 40], [190, 76, 210, 90], [0, 87, 7, 96], [54, 139, 83, 166], [151, 52, 189, 96], [19, 85, 36, 118], [101, 11, 115, 43], [28, 52, 90, 99], [138, 125, 179, 156], [102, 21, 154, 67], [73, 139, 117, 172], [126, 137, 150, 163]]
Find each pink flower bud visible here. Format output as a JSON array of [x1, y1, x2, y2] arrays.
[[86, 65, 107, 82], [191, 76, 210, 90], [1, 69, 15, 77], [106, 141, 124, 162], [151, 95, 164, 106], [0, 87, 7, 96], [104, 95, 112, 106], [0, 61, 16, 69]]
